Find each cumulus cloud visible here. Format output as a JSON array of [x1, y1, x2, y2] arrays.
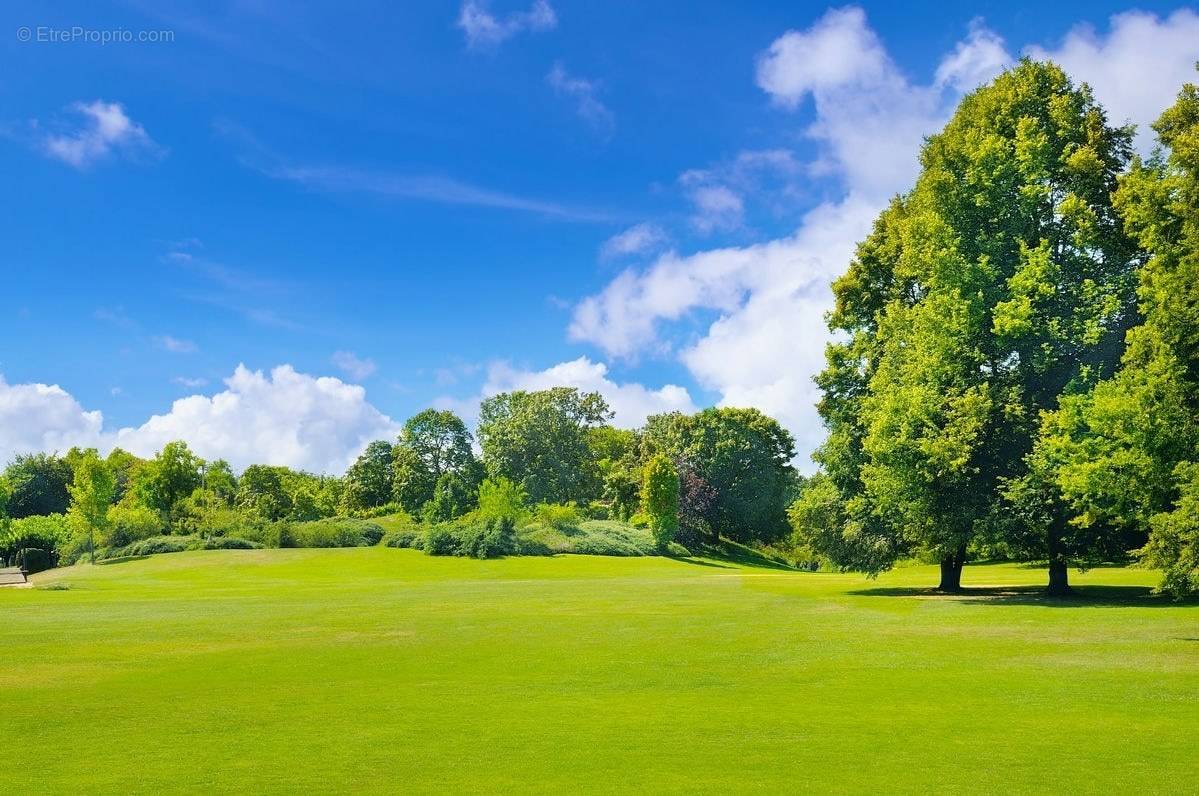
[[42, 100, 160, 169], [331, 350, 377, 380], [439, 357, 696, 432], [458, 0, 556, 48], [601, 223, 668, 259], [546, 62, 615, 135], [0, 366, 401, 474], [1027, 9, 1199, 153], [571, 7, 1199, 469], [0, 377, 107, 463]]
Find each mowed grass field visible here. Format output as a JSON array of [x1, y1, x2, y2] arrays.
[[2, 550, 1197, 793]]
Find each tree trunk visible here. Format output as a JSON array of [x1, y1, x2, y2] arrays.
[[937, 545, 966, 592], [1046, 523, 1072, 597], [1047, 559, 1071, 597]]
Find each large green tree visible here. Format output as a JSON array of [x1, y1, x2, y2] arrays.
[[802, 61, 1140, 591], [477, 388, 611, 504], [132, 441, 202, 529], [3, 452, 73, 518], [340, 440, 395, 513], [66, 450, 116, 564], [392, 409, 481, 515], [1032, 78, 1199, 597], [642, 408, 796, 543]]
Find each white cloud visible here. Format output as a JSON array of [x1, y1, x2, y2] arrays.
[[172, 376, 208, 389], [458, 0, 556, 48], [572, 8, 1012, 467], [0, 366, 401, 475], [331, 350, 377, 380], [935, 20, 1013, 92], [601, 223, 668, 259], [439, 357, 696, 432], [755, 7, 892, 106], [0, 377, 106, 462], [1027, 9, 1199, 153], [42, 100, 159, 169], [546, 62, 615, 134], [685, 184, 745, 233], [571, 7, 1197, 470], [154, 335, 198, 354]]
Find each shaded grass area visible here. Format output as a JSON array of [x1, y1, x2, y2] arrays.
[[2, 551, 1197, 793]]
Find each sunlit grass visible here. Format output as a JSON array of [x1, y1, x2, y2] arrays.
[[3, 549, 1196, 793]]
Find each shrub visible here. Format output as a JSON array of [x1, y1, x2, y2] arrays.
[[456, 516, 516, 559], [476, 477, 528, 524], [18, 547, 53, 574], [535, 502, 581, 531], [382, 528, 422, 549], [198, 537, 261, 551], [236, 521, 286, 549], [285, 518, 384, 548], [422, 524, 458, 556], [105, 503, 163, 547], [353, 502, 406, 519], [116, 536, 188, 557], [1, 514, 69, 568], [641, 454, 679, 549], [583, 500, 610, 520]]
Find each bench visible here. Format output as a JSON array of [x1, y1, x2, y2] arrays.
[[0, 566, 27, 586]]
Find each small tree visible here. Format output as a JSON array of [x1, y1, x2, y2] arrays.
[[67, 451, 116, 564], [641, 454, 679, 550]]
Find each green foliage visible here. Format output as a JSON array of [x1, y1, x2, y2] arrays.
[[134, 442, 202, 525], [421, 472, 475, 523], [104, 448, 146, 505], [1033, 78, 1199, 595], [0, 513, 69, 567], [475, 477, 529, 524], [66, 450, 116, 562], [285, 518, 385, 548], [602, 467, 639, 522], [3, 452, 72, 518], [640, 454, 678, 549], [808, 61, 1141, 588], [105, 503, 163, 547], [478, 387, 612, 504], [642, 408, 795, 542], [16, 547, 53, 574], [236, 464, 292, 522], [392, 409, 481, 516], [534, 502, 581, 530], [514, 519, 681, 557], [340, 441, 395, 513]]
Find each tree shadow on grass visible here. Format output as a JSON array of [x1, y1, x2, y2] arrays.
[[848, 584, 1196, 608], [669, 556, 736, 569], [96, 555, 152, 566]]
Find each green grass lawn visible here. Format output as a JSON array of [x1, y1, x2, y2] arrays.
[[3, 550, 1196, 793]]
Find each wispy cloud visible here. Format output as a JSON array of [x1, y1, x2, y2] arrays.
[[94, 306, 139, 330], [217, 120, 610, 223], [331, 350, 377, 381], [547, 63, 615, 136], [41, 100, 162, 169], [154, 335, 198, 354], [173, 376, 209, 389], [601, 223, 668, 259], [458, 0, 557, 48]]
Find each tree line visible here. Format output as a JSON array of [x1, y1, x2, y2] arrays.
[[0, 387, 799, 567], [791, 60, 1199, 598]]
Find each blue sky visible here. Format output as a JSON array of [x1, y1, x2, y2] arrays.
[[2, 1, 1198, 473]]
